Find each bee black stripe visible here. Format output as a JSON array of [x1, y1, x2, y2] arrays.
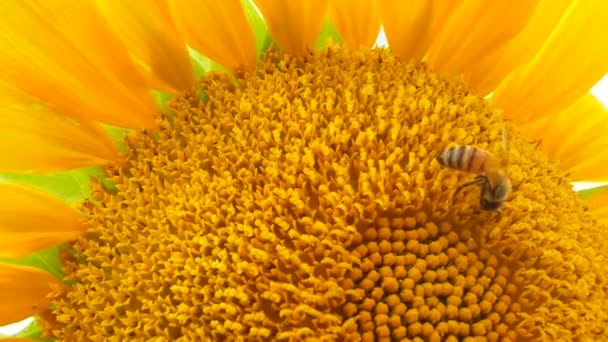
[[465, 147, 477, 172], [447, 147, 458, 169], [455, 146, 465, 170]]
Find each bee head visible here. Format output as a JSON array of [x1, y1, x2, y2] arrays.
[[480, 198, 505, 211], [480, 178, 512, 211], [492, 178, 512, 200]]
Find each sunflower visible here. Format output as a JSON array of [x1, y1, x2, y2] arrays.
[[1, 0, 608, 341]]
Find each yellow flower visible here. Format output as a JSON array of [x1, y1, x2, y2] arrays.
[[1, 0, 608, 341]]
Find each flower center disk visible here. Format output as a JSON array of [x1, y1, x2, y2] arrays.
[[49, 47, 604, 341]]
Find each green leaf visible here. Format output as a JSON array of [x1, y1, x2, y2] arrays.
[[0, 245, 65, 280], [0, 167, 100, 205], [241, 0, 272, 58], [577, 185, 608, 200], [315, 18, 343, 50]]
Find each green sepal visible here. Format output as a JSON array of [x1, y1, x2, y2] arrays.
[[152, 90, 174, 114], [189, 47, 226, 78], [14, 318, 49, 340], [241, 0, 273, 58], [151, 90, 176, 122], [315, 18, 343, 49], [102, 124, 131, 153], [0, 168, 100, 280], [0, 167, 102, 205], [577, 185, 608, 200], [99, 174, 118, 193], [0, 245, 65, 280]]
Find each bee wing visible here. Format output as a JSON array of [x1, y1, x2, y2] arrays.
[[484, 152, 502, 172]]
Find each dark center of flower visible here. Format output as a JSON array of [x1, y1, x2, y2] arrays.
[[48, 47, 607, 341]]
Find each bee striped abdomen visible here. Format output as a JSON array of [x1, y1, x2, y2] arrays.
[[438, 146, 488, 174]]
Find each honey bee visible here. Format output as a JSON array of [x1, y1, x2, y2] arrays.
[[437, 126, 512, 211]]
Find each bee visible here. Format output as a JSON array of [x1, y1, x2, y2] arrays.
[[437, 126, 512, 211]]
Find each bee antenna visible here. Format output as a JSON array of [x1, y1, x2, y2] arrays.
[[502, 124, 509, 171]]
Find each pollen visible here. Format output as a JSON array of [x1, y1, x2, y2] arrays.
[[48, 47, 608, 341]]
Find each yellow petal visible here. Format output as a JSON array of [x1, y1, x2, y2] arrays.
[[378, 0, 462, 62], [520, 93, 608, 181], [587, 187, 608, 224], [464, 0, 571, 95], [427, 0, 539, 77], [96, 0, 197, 93], [0, 263, 64, 326], [328, 0, 381, 49], [0, 1, 157, 129], [168, 0, 256, 71], [0, 105, 117, 172], [0, 233, 79, 259], [0, 183, 84, 257], [494, 1, 608, 124], [255, 0, 328, 55]]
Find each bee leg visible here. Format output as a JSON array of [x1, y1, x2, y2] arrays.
[[450, 176, 486, 204], [453, 176, 486, 197]]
